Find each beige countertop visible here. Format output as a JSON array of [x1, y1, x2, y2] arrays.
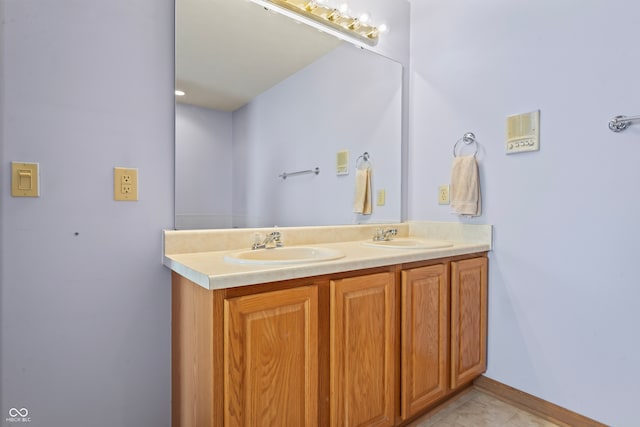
[[163, 221, 492, 290]]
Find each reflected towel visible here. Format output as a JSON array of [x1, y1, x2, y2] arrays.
[[450, 155, 481, 216], [353, 167, 372, 215]]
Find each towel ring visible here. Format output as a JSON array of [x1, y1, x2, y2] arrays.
[[453, 132, 478, 157], [355, 152, 371, 170]]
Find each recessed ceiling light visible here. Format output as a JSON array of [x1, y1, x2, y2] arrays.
[[175, 90, 186, 96]]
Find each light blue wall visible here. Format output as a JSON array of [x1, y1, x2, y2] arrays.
[[1, 1, 174, 426], [409, 1, 640, 425], [175, 103, 233, 229]]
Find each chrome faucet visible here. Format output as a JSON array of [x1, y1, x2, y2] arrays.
[[373, 228, 398, 242], [252, 231, 283, 250]]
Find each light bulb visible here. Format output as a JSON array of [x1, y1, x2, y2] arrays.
[[175, 90, 185, 96], [359, 12, 371, 24], [347, 18, 361, 30], [378, 23, 389, 33], [327, 8, 340, 21]]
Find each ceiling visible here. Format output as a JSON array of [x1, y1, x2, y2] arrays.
[[175, 0, 343, 112]]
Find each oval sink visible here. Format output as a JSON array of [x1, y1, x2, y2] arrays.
[[224, 246, 345, 265], [362, 238, 453, 250]]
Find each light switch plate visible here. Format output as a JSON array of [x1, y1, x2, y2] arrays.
[[11, 162, 40, 197], [114, 167, 139, 201]]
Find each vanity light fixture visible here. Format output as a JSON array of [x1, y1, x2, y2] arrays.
[[248, 0, 384, 47]]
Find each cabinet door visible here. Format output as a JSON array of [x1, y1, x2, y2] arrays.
[[224, 286, 318, 427], [451, 257, 488, 389], [401, 264, 449, 420], [330, 272, 395, 427]]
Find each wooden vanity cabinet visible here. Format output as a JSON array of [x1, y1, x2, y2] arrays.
[[399, 256, 488, 422], [224, 286, 318, 427], [400, 264, 449, 420], [450, 257, 488, 389], [171, 254, 487, 427], [330, 272, 396, 427], [172, 273, 322, 427]]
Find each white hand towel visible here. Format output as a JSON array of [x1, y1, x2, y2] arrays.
[[450, 155, 481, 216], [353, 167, 372, 215]]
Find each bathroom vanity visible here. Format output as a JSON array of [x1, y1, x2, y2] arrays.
[[164, 222, 491, 427]]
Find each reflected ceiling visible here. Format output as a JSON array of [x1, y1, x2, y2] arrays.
[[176, 0, 343, 111]]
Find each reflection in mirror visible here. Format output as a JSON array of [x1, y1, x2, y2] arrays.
[[175, 0, 403, 229]]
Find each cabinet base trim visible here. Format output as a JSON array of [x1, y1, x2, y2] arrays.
[[473, 376, 607, 427]]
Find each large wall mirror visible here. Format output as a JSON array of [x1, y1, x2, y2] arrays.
[[175, 0, 406, 229]]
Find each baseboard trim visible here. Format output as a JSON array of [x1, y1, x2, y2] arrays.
[[474, 376, 608, 427]]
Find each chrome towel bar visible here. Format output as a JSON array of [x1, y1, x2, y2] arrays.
[[279, 167, 320, 180]]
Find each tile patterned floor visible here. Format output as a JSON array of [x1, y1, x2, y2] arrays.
[[409, 388, 561, 427]]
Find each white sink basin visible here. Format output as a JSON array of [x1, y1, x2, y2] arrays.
[[362, 238, 453, 250], [224, 246, 345, 265]]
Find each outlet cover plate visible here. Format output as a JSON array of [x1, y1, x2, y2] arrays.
[[114, 167, 138, 201], [438, 185, 450, 205]]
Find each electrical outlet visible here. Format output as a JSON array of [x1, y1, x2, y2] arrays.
[[438, 185, 450, 205], [376, 189, 386, 206], [114, 167, 138, 201]]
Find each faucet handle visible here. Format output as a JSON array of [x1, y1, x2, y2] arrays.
[[273, 231, 283, 247], [373, 228, 397, 241], [373, 228, 383, 241], [251, 233, 265, 250]]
